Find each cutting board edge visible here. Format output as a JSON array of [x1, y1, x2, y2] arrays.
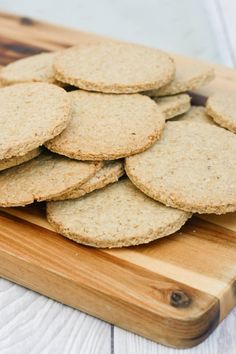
[[0, 230, 220, 350]]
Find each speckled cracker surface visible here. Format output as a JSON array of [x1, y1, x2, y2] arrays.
[[0, 52, 58, 85], [0, 83, 71, 160], [145, 59, 214, 96], [206, 92, 236, 133], [46, 90, 165, 160], [47, 179, 190, 248], [0, 152, 101, 207], [0, 148, 41, 172], [52, 160, 125, 201], [176, 106, 214, 124], [125, 121, 236, 214], [54, 42, 175, 93], [153, 94, 191, 120]]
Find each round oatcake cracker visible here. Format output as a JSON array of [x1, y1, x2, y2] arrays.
[[0, 52, 58, 85], [153, 94, 191, 120], [0, 152, 101, 207], [47, 179, 190, 248], [51, 160, 125, 201], [125, 121, 236, 214], [175, 106, 214, 124], [206, 92, 236, 133], [0, 147, 41, 172], [53, 42, 175, 93], [144, 59, 214, 97], [0, 83, 70, 160], [45, 90, 165, 160]]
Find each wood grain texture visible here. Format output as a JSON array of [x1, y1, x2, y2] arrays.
[[0, 10, 235, 350], [0, 204, 236, 349]]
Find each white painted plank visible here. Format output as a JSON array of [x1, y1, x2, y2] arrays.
[[114, 308, 236, 354], [202, 0, 235, 67], [217, 0, 236, 65], [0, 279, 111, 354]]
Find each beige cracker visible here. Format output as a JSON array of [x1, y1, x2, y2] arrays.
[[153, 94, 191, 120], [54, 42, 175, 93], [174, 106, 214, 124], [47, 179, 190, 248], [46, 90, 165, 160], [144, 58, 214, 96], [0, 83, 70, 160], [206, 92, 236, 133], [0, 52, 58, 85], [52, 160, 124, 201], [0, 152, 101, 207], [0, 148, 41, 172], [125, 121, 236, 214]]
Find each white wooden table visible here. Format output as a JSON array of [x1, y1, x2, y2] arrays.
[[0, 1, 235, 353]]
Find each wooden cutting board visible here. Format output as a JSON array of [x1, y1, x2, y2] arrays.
[[0, 12, 236, 349]]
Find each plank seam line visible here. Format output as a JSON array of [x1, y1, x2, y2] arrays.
[[111, 325, 114, 354]]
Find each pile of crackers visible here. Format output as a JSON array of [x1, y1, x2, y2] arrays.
[[0, 41, 236, 248]]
